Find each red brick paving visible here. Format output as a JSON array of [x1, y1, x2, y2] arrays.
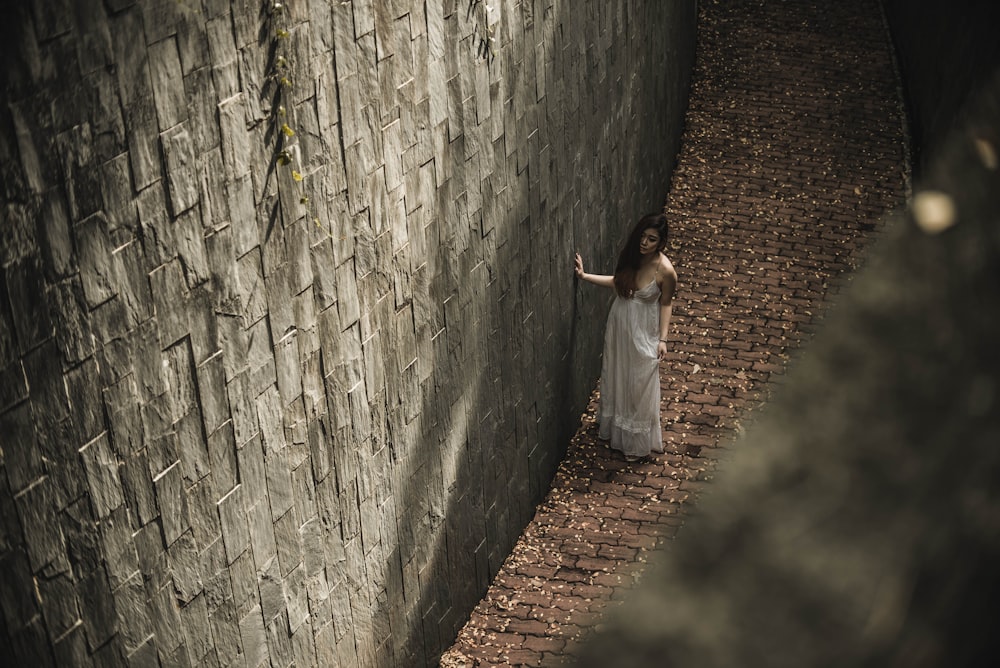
[[441, 0, 908, 665]]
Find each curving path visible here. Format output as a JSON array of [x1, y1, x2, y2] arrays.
[[442, 0, 909, 665]]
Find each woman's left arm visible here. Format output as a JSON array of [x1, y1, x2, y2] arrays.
[[657, 260, 678, 361]]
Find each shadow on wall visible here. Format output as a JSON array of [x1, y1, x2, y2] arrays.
[[571, 72, 1000, 667], [386, 2, 696, 662]]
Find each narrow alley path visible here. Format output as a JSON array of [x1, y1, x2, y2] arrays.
[[442, 0, 909, 665]]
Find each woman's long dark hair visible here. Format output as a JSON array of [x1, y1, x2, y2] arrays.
[[613, 213, 669, 298]]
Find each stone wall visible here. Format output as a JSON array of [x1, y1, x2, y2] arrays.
[[0, 0, 695, 665]]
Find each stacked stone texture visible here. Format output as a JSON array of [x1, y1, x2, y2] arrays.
[[0, 1, 695, 666], [443, 0, 910, 664]]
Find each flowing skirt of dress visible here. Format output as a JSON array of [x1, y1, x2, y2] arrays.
[[598, 281, 664, 458]]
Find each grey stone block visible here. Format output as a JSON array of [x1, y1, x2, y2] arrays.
[[216, 484, 249, 564], [283, 401, 310, 470], [245, 351, 277, 411], [209, 596, 243, 667], [338, 476, 360, 544], [119, 450, 158, 529], [102, 375, 142, 458], [187, 477, 222, 551], [38, 188, 75, 279], [264, 446, 295, 521], [226, 371, 258, 446], [125, 638, 158, 668], [229, 547, 258, 619], [196, 351, 229, 438], [148, 37, 187, 131], [229, 0, 257, 48], [132, 321, 168, 405], [301, 351, 324, 420], [274, 329, 302, 406], [176, 409, 211, 485], [111, 240, 153, 330], [78, 566, 117, 651], [199, 148, 230, 233], [273, 508, 302, 577], [206, 16, 239, 98], [15, 475, 66, 572], [343, 140, 369, 216], [237, 49, 266, 126], [64, 355, 104, 445], [73, 0, 113, 75], [91, 298, 131, 362], [52, 621, 91, 668], [79, 432, 125, 519], [258, 556, 284, 624], [37, 569, 79, 640], [328, 194, 356, 269], [0, 548, 40, 633], [308, 240, 337, 313], [98, 506, 139, 590], [7, 616, 55, 667], [218, 94, 250, 182], [291, 456, 317, 526], [204, 226, 240, 315], [174, 207, 211, 287], [57, 123, 104, 222], [123, 97, 162, 188], [86, 68, 129, 167], [161, 123, 200, 216], [299, 515, 325, 580], [180, 593, 213, 664], [227, 175, 258, 257], [265, 611, 294, 668], [348, 380, 373, 443], [237, 248, 268, 327], [154, 461, 191, 546], [149, 258, 190, 348], [291, 619, 317, 668], [6, 256, 54, 355], [263, 265, 294, 346], [335, 259, 361, 329], [140, 0, 183, 44], [285, 562, 309, 633], [285, 218, 314, 295], [246, 499, 276, 570], [167, 529, 201, 604], [150, 581, 185, 655], [2, 403, 44, 495], [140, 393, 175, 472], [132, 517, 169, 595], [134, 179, 174, 267], [7, 100, 49, 195], [255, 384, 283, 455], [216, 313, 249, 383], [176, 9, 210, 74]]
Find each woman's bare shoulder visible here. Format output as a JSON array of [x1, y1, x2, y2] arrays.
[[658, 253, 678, 280]]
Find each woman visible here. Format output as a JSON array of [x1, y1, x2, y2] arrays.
[[575, 213, 677, 461]]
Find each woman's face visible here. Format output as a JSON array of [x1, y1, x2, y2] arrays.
[[638, 228, 662, 255]]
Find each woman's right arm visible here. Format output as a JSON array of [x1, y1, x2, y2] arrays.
[[575, 253, 615, 288]]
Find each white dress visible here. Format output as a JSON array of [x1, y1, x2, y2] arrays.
[[598, 279, 664, 458]]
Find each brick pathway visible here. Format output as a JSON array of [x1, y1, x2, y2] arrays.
[[441, 1, 909, 665]]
